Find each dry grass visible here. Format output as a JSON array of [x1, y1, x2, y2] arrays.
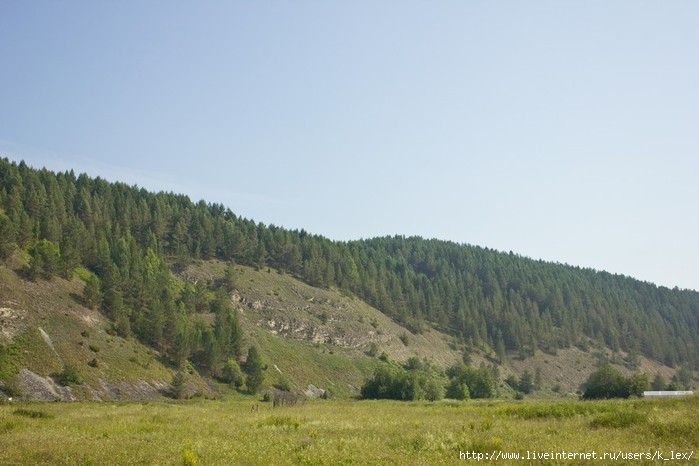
[[0, 395, 696, 465]]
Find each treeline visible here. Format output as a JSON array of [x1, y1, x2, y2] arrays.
[[582, 364, 694, 400], [1, 158, 698, 370], [360, 356, 498, 401]]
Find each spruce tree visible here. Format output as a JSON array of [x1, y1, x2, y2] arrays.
[[243, 346, 266, 394], [83, 275, 102, 310], [0, 212, 16, 259]]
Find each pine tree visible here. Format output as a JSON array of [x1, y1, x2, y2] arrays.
[[83, 275, 102, 309], [28, 239, 61, 280], [0, 212, 16, 259], [243, 346, 266, 394], [223, 262, 237, 292], [495, 332, 506, 363], [59, 219, 81, 279], [2, 157, 698, 376], [171, 370, 187, 399], [519, 370, 533, 394]]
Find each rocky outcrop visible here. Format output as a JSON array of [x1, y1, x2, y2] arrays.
[[13, 368, 174, 402], [16, 369, 75, 401], [260, 316, 387, 348], [0, 304, 27, 343]]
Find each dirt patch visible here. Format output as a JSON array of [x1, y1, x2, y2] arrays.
[[79, 313, 100, 327]]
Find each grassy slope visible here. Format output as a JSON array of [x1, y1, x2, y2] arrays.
[[0, 264, 176, 399], [2, 256, 690, 401], [185, 261, 460, 362], [0, 395, 696, 465], [182, 260, 462, 397], [179, 261, 697, 398], [2, 257, 458, 401]]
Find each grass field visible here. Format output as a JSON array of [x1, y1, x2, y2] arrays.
[[1, 395, 696, 465]]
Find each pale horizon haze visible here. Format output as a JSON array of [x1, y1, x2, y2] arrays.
[[1, 2, 697, 291]]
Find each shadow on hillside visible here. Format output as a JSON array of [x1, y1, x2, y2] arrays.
[[68, 292, 92, 309]]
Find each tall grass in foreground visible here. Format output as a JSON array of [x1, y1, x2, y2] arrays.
[[0, 395, 696, 465]]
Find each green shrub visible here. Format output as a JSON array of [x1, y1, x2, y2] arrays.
[[423, 377, 444, 401], [274, 375, 292, 392], [652, 374, 667, 391], [362, 367, 388, 398], [361, 366, 404, 400], [404, 357, 424, 371], [361, 364, 443, 401], [57, 364, 84, 386], [221, 359, 245, 388], [505, 374, 519, 389], [446, 381, 471, 400], [89, 344, 100, 353], [627, 372, 650, 397], [583, 366, 629, 399], [367, 343, 379, 357], [447, 364, 495, 399], [583, 366, 650, 399], [0, 379, 23, 398]]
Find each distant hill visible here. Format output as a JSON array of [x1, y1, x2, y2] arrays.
[[0, 157, 697, 399]]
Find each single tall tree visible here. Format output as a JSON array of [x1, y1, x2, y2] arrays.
[[243, 346, 266, 394]]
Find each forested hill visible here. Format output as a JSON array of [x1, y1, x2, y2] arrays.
[[1, 158, 698, 371]]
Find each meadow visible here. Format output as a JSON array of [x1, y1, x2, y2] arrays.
[[0, 395, 696, 465]]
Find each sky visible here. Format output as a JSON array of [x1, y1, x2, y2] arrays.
[[1, 2, 697, 291]]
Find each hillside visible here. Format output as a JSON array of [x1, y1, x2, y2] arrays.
[[2, 256, 683, 401], [1, 157, 698, 400], [179, 260, 463, 397], [0, 255, 460, 400], [0, 262, 176, 400]]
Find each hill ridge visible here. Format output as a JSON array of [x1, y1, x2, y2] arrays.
[[1, 157, 697, 400]]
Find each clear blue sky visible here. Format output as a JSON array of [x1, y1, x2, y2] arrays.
[[1, 2, 697, 290]]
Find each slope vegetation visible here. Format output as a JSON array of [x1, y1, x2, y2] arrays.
[[0, 157, 697, 400], [0, 264, 177, 400]]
